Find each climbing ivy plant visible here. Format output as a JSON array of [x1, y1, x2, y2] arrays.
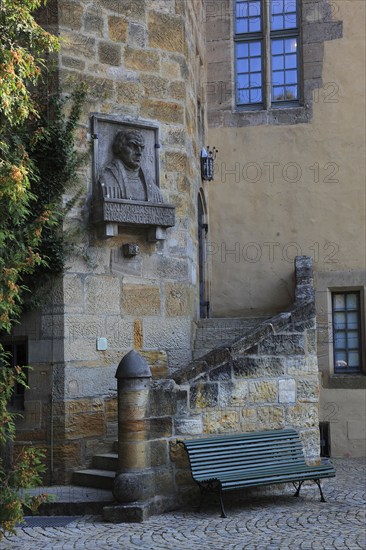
[[0, 0, 86, 540]]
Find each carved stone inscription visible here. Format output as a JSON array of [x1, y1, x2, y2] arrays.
[[102, 200, 175, 227]]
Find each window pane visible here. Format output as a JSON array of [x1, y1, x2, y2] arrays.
[[285, 38, 297, 53], [273, 71, 285, 86], [272, 14, 283, 30], [348, 331, 359, 349], [333, 294, 345, 310], [236, 1, 261, 34], [334, 331, 346, 350], [250, 74, 262, 87], [272, 0, 283, 15], [285, 69, 297, 84], [250, 57, 261, 72], [249, 17, 261, 32], [273, 86, 285, 101], [284, 0, 297, 28], [237, 19, 249, 33], [272, 40, 284, 54], [249, 42, 261, 56], [250, 88, 262, 102], [334, 351, 348, 369], [346, 293, 358, 308], [237, 88, 250, 104], [236, 1, 248, 18], [348, 351, 360, 368], [236, 41, 262, 105], [285, 12, 297, 29], [249, 1, 261, 16], [271, 0, 297, 30], [272, 38, 297, 101], [272, 56, 284, 70], [334, 312, 346, 329], [238, 59, 249, 72], [347, 312, 359, 329], [238, 74, 250, 88], [332, 291, 362, 374], [285, 54, 297, 68], [285, 85, 297, 99], [237, 43, 249, 57]]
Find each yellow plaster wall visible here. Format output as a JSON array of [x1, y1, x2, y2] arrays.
[[207, 1, 365, 316]]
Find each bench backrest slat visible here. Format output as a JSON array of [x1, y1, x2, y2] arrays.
[[181, 429, 309, 480]]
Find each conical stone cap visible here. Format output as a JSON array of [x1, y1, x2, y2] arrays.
[[115, 350, 152, 379]]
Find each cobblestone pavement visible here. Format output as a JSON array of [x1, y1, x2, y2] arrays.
[[3, 458, 365, 550]]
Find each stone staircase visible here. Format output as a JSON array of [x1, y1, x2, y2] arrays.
[[72, 443, 118, 491], [72, 315, 272, 490], [193, 316, 272, 359]]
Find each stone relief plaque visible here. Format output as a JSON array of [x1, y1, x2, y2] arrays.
[[91, 114, 175, 239]]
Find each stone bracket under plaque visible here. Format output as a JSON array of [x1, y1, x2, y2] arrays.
[[93, 198, 175, 240]]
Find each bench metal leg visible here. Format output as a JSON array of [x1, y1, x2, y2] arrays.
[[314, 479, 326, 502], [196, 480, 227, 518], [218, 486, 227, 519], [293, 480, 304, 497]]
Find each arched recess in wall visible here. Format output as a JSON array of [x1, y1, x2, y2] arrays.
[[198, 190, 210, 318]]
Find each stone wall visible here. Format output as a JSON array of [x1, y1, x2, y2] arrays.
[[12, 0, 209, 483]]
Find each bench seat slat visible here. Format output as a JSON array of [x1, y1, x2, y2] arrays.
[[189, 448, 306, 466], [191, 459, 308, 476], [186, 439, 302, 456], [193, 463, 335, 483]]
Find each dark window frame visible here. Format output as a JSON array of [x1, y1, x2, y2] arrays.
[[331, 291, 364, 375], [0, 339, 28, 410]]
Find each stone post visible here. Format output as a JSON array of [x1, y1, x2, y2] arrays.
[[294, 255, 315, 304], [104, 350, 155, 522]]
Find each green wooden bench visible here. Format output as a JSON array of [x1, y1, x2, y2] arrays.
[[179, 428, 335, 517]]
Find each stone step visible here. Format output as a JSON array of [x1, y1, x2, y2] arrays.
[[92, 453, 118, 471], [72, 469, 115, 491]]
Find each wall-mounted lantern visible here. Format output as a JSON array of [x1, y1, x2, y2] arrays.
[[201, 146, 217, 181]]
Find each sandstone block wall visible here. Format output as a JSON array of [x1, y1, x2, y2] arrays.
[[12, 0, 209, 482]]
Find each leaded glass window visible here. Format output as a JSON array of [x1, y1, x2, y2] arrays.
[[332, 292, 363, 374], [235, 0, 300, 108]]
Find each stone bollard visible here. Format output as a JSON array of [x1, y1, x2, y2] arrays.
[[104, 350, 154, 522]]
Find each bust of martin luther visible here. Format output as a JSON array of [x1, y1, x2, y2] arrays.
[[98, 129, 164, 203]]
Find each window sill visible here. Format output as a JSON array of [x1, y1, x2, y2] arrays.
[[322, 373, 366, 390], [221, 104, 311, 127]]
